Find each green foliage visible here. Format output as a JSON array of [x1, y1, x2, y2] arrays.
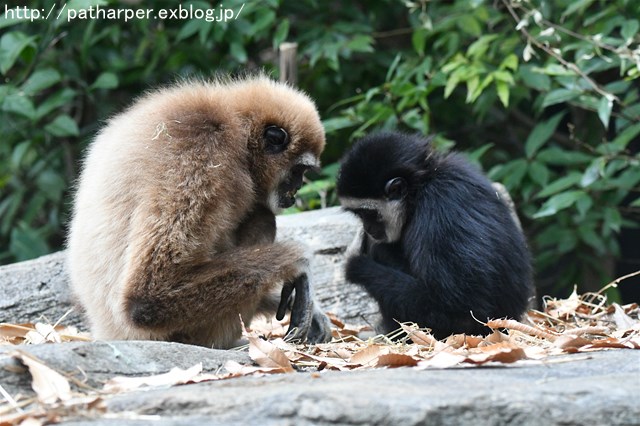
[[0, 0, 638, 296], [315, 0, 640, 292]]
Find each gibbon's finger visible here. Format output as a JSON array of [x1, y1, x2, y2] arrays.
[[307, 307, 332, 343], [276, 281, 295, 321], [286, 274, 313, 340]]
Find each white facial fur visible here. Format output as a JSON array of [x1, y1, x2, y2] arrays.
[[340, 196, 405, 243]]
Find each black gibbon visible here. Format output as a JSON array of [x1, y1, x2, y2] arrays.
[[67, 76, 332, 348], [337, 131, 533, 339]]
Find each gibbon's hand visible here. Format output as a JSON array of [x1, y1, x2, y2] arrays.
[[276, 273, 313, 342]]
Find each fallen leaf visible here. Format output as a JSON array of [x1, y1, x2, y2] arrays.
[[376, 353, 419, 368], [12, 351, 71, 404], [467, 346, 527, 364], [102, 363, 203, 393], [349, 345, 385, 366], [223, 360, 285, 377], [247, 335, 295, 372], [417, 351, 467, 369], [612, 303, 638, 330], [553, 335, 592, 351]]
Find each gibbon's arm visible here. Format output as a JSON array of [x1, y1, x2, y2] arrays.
[[345, 254, 426, 324], [346, 254, 485, 337]]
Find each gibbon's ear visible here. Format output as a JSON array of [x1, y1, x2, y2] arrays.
[[384, 177, 408, 201]]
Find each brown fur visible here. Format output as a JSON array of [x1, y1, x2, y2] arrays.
[[67, 76, 327, 348]]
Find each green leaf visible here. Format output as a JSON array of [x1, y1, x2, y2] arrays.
[[230, 42, 247, 63], [385, 54, 402, 82], [36, 88, 77, 119], [533, 190, 584, 218], [346, 35, 374, 53], [36, 169, 66, 202], [542, 89, 581, 107], [561, 0, 595, 19], [0, 10, 29, 30], [611, 122, 640, 150], [525, 112, 565, 158], [251, 9, 276, 35], [580, 157, 605, 187], [44, 115, 79, 137], [495, 80, 509, 107], [176, 19, 202, 41], [273, 19, 290, 49], [456, 14, 482, 37], [444, 71, 461, 99], [597, 95, 613, 129], [467, 34, 498, 58], [465, 143, 493, 164], [10, 141, 32, 169], [90, 72, 118, 90], [9, 225, 50, 262], [575, 193, 593, 219], [621, 19, 639, 44], [66, 0, 108, 10], [465, 76, 479, 103], [1, 92, 36, 119], [536, 173, 581, 198], [604, 207, 622, 234], [519, 65, 551, 91], [0, 31, 37, 74], [528, 161, 549, 186], [578, 224, 605, 254], [500, 54, 518, 71], [322, 117, 355, 134], [412, 28, 428, 56], [537, 147, 593, 165], [22, 69, 61, 95]]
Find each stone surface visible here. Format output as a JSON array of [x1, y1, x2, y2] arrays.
[[0, 207, 379, 330], [2, 344, 636, 425], [0, 340, 250, 397]]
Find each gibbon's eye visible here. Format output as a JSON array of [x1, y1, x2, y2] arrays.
[[385, 177, 407, 200], [264, 125, 290, 154]]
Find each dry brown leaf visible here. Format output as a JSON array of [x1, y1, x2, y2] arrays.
[[349, 345, 385, 366], [376, 353, 419, 368], [326, 312, 345, 329], [553, 335, 592, 351], [223, 360, 286, 377], [400, 324, 438, 347], [467, 345, 527, 364], [417, 351, 467, 369], [247, 335, 295, 373], [11, 351, 71, 404], [0, 323, 91, 345], [612, 304, 639, 330], [102, 363, 202, 393], [487, 319, 558, 341]]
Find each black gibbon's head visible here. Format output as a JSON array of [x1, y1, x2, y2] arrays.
[[232, 76, 326, 212], [337, 131, 430, 243]]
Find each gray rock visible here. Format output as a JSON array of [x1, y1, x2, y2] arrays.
[[40, 349, 640, 425], [0, 207, 378, 330], [0, 341, 250, 397]]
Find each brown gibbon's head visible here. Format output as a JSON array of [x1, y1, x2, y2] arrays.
[[228, 76, 326, 212]]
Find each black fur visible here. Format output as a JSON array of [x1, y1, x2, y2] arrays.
[[337, 131, 534, 339]]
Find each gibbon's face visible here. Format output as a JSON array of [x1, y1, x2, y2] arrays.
[[339, 182, 407, 243], [261, 124, 319, 210], [231, 78, 325, 213], [337, 132, 428, 243]]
